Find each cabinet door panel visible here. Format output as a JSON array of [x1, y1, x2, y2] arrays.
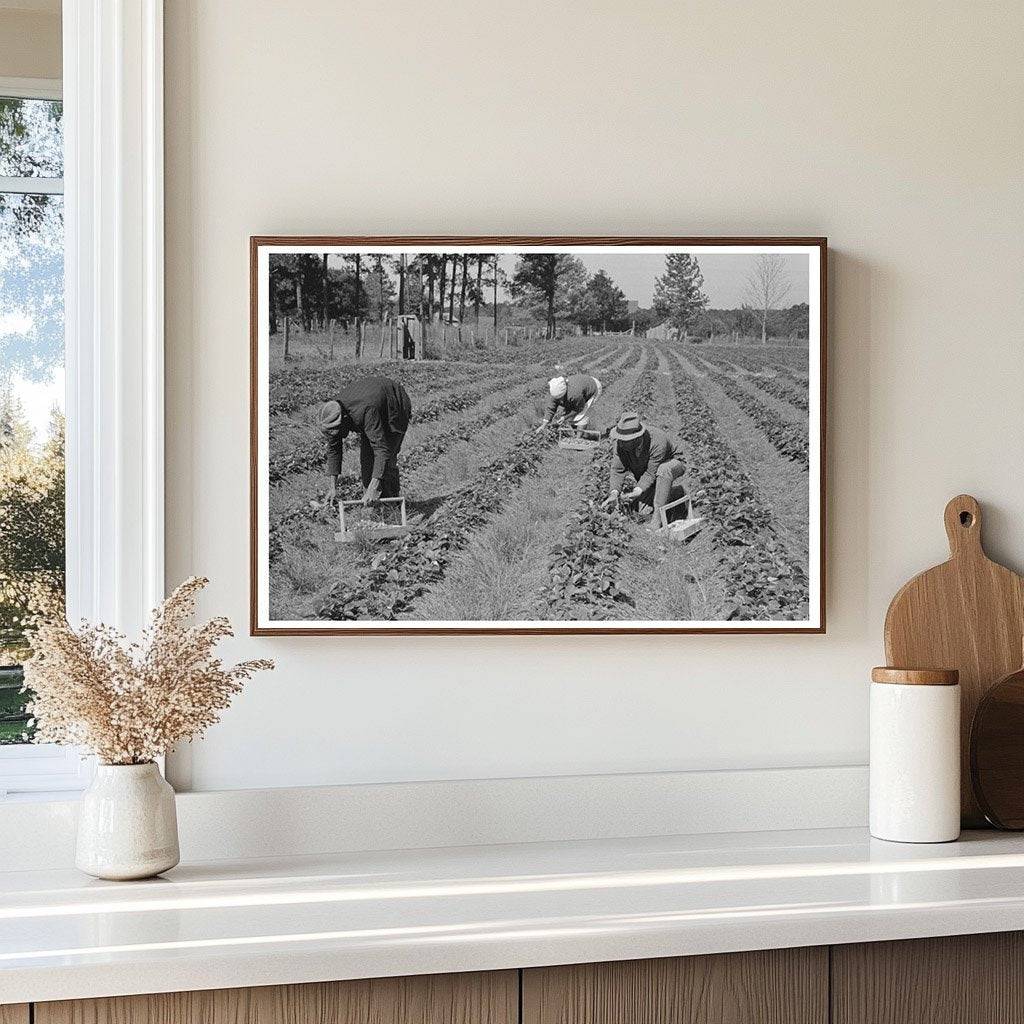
[[36, 971, 517, 1024], [0, 1006, 29, 1024], [832, 932, 1024, 1024], [523, 948, 827, 1024]]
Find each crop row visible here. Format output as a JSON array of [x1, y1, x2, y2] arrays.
[[269, 338, 629, 417], [316, 346, 647, 621], [456, 335, 637, 368], [698, 362, 809, 466], [269, 361, 497, 418], [663, 349, 809, 620], [696, 343, 808, 376], [777, 364, 809, 387], [697, 347, 810, 413], [745, 371, 809, 412], [539, 356, 657, 620]]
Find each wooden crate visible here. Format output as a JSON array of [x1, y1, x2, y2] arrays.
[[335, 497, 411, 542], [657, 492, 705, 541], [557, 426, 599, 451]]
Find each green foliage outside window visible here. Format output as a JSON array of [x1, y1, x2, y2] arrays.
[[1, 95, 65, 744]]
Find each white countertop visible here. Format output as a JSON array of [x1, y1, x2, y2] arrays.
[[4, 826, 1024, 1004]]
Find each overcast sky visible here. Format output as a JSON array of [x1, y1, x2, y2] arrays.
[[497, 251, 810, 308]]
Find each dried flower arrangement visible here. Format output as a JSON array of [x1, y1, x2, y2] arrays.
[[23, 577, 273, 765]]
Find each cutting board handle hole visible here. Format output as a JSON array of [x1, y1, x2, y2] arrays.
[[944, 494, 982, 555]]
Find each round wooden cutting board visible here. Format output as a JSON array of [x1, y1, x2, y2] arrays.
[[884, 494, 1024, 826], [970, 656, 1024, 829]]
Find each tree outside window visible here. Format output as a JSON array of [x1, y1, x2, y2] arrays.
[[0, 94, 65, 745]]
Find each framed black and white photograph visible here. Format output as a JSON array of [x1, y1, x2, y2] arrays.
[[250, 237, 826, 635]]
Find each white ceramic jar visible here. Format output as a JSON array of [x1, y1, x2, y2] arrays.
[[869, 667, 961, 843], [76, 762, 180, 880]]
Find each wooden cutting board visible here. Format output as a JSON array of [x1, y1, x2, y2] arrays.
[[970, 651, 1024, 828], [884, 494, 1024, 826]]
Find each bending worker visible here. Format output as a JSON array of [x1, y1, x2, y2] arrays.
[[601, 411, 689, 529], [318, 375, 412, 504], [536, 372, 603, 434]]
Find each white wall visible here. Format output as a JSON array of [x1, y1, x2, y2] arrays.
[[0, 5, 61, 80], [164, 0, 1024, 792]]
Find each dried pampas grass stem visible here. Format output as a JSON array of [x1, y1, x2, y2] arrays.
[[23, 577, 274, 765]]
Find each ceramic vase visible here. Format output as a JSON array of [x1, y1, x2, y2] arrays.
[[76, 762, 180, 880]]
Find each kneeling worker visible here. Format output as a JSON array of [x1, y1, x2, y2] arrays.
[[318, 375, 412, 504], [601, 411, 689, 529], [536, 373, 603, 434]]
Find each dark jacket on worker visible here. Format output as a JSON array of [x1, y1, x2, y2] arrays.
[[610, 427, 687, 495], [544, 373, 600, 419], [325, 376, 412, 479]]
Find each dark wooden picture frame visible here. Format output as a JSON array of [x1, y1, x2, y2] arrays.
[[251, 236, 827, 636]]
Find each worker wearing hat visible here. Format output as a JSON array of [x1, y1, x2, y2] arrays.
[[536, 373, 603, 434], [601, 411, 689, 529], [318, 376, 412, 504]]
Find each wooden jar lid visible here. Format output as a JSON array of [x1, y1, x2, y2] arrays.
[[871, 667, 960, 686]]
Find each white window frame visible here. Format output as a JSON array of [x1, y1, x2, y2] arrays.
[[0, 0, 165, 798], [0, 76, 64, 193]]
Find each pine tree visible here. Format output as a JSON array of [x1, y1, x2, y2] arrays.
[[0, 392, 34, 453], [652, 254, 708, 335]]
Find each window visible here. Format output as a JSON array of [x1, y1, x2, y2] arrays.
[[0, 4, 166, 798], [0, 80, 83, 796]]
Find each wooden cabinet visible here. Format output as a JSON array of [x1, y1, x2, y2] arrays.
[[23, 932, 1024, 1024], [34, 971, 517, 1024], [522, 948, 828, 1024], [832, 932, 1024, 1024]]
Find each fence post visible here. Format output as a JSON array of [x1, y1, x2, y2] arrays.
[[504, 327, 509, 347], [329, 319, 335, 360], [283, 315, 290, 360]]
